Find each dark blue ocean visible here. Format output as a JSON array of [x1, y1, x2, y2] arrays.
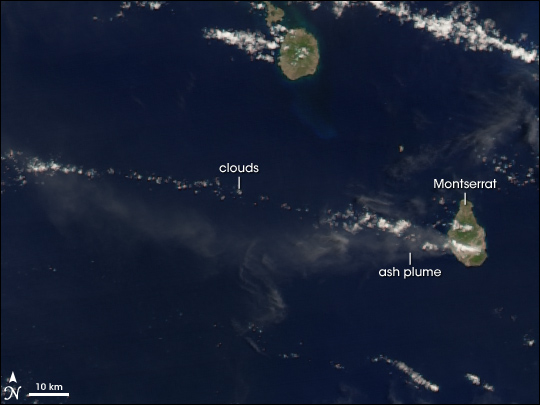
[[1, 2, 538, 403]]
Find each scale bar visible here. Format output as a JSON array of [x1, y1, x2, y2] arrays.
[[28, 393, 69, 397]]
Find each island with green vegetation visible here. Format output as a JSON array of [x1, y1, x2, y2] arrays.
[[264, 1, 284, 27], [447, 200, 487, 267], [278, 28, 320, 80]]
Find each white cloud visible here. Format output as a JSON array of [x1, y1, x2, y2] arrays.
[[449, 239, 482, 253], [465, 373, 495, 392], [203, 26, 287, 64], [367, 2, 539, 64], [372, 355, 440, 392]]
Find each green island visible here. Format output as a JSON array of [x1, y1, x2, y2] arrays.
[[264, 1, 284, 27], [278, 28, 320, 80], [447, 200, 487, 267]]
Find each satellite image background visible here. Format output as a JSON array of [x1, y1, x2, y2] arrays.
[[1, 2, 538, 403]]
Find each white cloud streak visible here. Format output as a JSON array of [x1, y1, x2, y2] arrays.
[[364, 2, 538, 64]]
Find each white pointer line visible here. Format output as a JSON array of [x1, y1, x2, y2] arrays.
[[238, 176, 241, 190], [464, 192, 467, 205], [409, 252, 412, 266], [28, 393, 70, 397]]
